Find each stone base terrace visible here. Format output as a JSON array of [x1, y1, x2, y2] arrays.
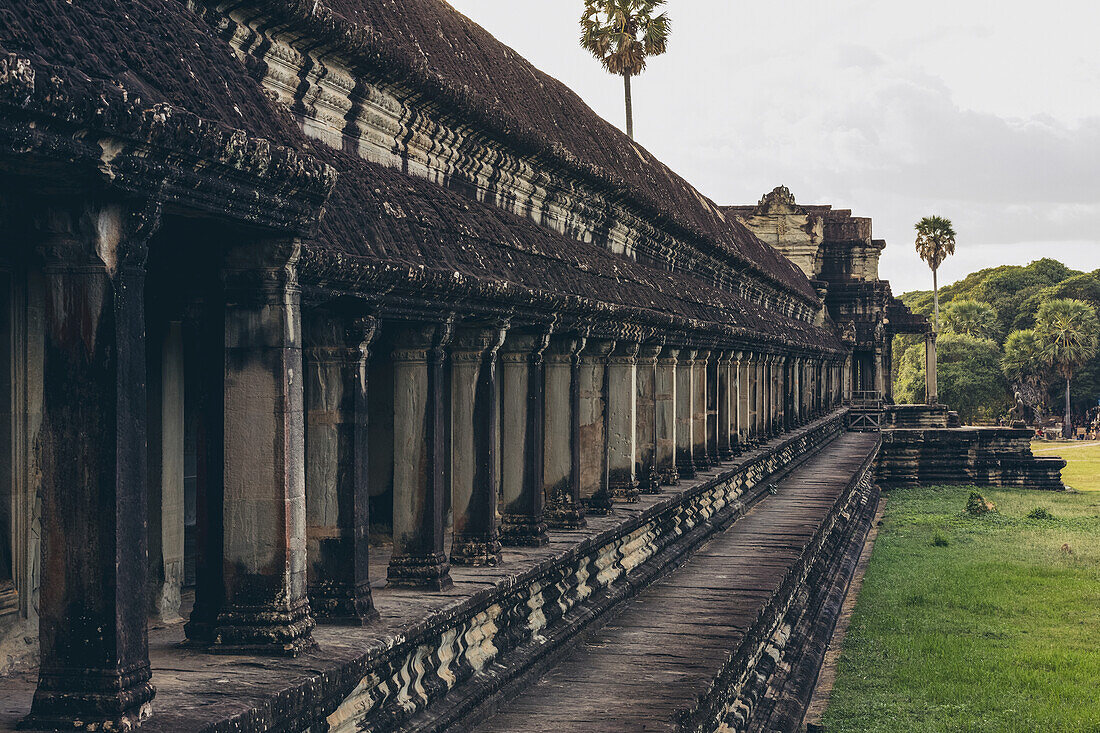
[[0, 412, 849, 733]]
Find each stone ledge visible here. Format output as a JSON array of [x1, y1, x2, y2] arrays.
[[878, 427, 1065, 490]]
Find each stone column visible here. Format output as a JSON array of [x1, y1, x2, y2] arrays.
[[304, 315, 379, 624], [387, 321, 454, 590], [500, 331, 551, 546], [717, 351, 734, 460], [776, 355, 787, 432], [635, 342, 662, 493], [605, 341, 640, 501], [873, 347, 885, 401], [182, 294, 225, 646], [26, 203, 157, 729], [655, 347, 679, 485], [693, 349, 711, 471], [843, 354, 853, 403], [579, 339, 615, 514], [450, 324, 506, 565], [676, 349, 696, 479], [756, 354, 766, 439], [544, 334, 586, 528], [792, 357, 801, 425], [705, 355, 719, 464], [763, 355, 773, 437], [215, 238, 313, 654], [732, 351, 744, 453], [925, 332, 938, 405], [148, 319, 185, 624], [743, 353, 755, 444]]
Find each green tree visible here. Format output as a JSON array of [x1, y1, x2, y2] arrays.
[[1035, 299, 1100, 437], [895, 333, 1008, 424], [1002, 329, 1051, 425], [914, 215, 956, 333], [580, 0, 671, 140], [943, 300, 1000, 341]]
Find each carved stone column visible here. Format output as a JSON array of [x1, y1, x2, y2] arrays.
[[762, 355, 772, 438], [500, 331, 551, 546], [215, 238, 314, 654], [544, 334, 586, 528], [843, 354, 853, 403], [607, 341, 640, 502], [925, 332, 938, 405], [675, 349, 696, 479], [655, 346, 679, 485], [732, 351, 744, 453], [25, 203, 157, 729], [387, 321, 454, 590], [304, 315, 379, 624], [450, 325, 506, 565], [792, 357, 801, 425], [579, 339, 615, 515], [693, 349, 711, 470], [717, 351, 734, 460], [635, 342, 662, 494]]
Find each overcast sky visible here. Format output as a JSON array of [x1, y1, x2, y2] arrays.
[[446, 0, 1099, 294]]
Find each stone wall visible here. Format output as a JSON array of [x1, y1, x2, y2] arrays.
[[878, 428, 1065, 490]]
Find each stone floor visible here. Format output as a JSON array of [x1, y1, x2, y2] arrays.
[[471, 433, 880, 733]]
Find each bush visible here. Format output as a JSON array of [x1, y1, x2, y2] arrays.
[[1026, 507, 1055, 520], [966, 492, 997, 515], [931, 532, 949, 547]]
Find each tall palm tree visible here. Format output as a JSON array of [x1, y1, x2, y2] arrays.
[[1035, 298, 1099, 437], [914, 215, 956, 333], [580, 0, 670, 140]]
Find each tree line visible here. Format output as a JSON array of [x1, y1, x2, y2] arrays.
[[894, 259, 1100, 433]]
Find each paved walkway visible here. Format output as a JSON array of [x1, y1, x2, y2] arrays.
[[474, 432, 880, 733]]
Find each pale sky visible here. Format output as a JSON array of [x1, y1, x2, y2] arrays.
[[446, 0, 1099, 294]]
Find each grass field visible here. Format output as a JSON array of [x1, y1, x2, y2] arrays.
[[1032, 440, 1100, 491], [822, 484, 1100, 732]]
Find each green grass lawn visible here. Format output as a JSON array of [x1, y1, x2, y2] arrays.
[[822, 485, 1100, 732], [1032, 441, 1100, 491]]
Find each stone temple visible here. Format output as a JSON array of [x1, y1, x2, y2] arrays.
[[0, 1, 1064, 731]]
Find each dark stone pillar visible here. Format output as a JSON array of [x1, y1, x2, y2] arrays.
[[635, 342, 662, 493], [544, 335, 587, 528], [693, 350, 711, 470], [304, 314, 379, 624], [387, 321, 454, 589], [25, 203, 157, 729], [500, 331, 550, 547], [607, 341, 640, 502], [579, 339, 615, 515], [213, 238, 314, 655], [717, 350, 734, 460], [182, 295, 226, 645], [450, 325, 506, 566], [655, 346, 679, 486], [675, 349, 696, 479]]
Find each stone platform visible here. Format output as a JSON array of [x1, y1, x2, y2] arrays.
[[0, 412, 848, 733], [878, 426, 1065, 490], [470, 432, 881, 733]]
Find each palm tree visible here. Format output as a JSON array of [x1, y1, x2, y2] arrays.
[[914, 215, 956, 333], [943, 300, 999, 341], [580, 0, 671, 140], [1035, 299, 1099, 437]]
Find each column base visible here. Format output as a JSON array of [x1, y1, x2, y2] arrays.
[[676, 456, 696, 480], [718, 445, 735, 461], [387, 552, 454, 590], [582, 490, 615, 516], [450, 535, 504, 567], [610, 480, 640, 503], [213, 597, 316, 656], [638, 469, 662, 494], [309, 582, 380, 626], [544, 505, 587, 529], [21, 663, 155, 732], [500, 515, 550, 547], [659, 467, 680, 486], [183, 599, 221, 645], [693, 452, 712, 471]]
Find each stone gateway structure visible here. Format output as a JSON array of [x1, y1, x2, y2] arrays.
[[0, 1, 1060, 731]]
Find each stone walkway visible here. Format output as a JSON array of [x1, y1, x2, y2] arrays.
[[473, 432, 880, 733]]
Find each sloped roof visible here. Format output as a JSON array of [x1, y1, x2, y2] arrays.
[[0, 0, 838, 349]]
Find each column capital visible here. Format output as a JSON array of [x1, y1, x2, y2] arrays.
[[35, 199, 161, 273], [393, 319, 455, 362], [638, 341, 663, 362], [545, 333, 587, 363], [608, 340, 641, 364], [451, 322, 508, 360], [581, 337, 616, 360], [658, 345, 680, 363]]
